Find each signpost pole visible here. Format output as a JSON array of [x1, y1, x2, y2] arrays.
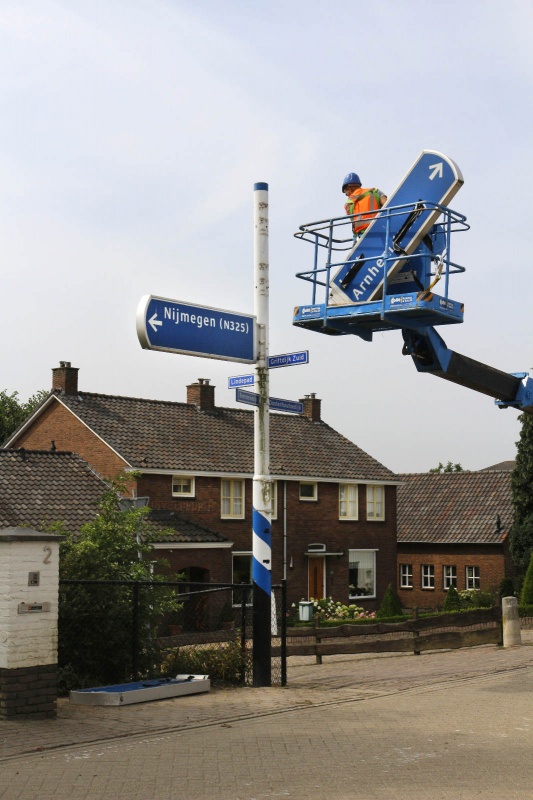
[[252, 182, 272, 687]]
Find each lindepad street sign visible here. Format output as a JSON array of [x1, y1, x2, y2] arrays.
[[137, 295, 257, 363], [228, 374, 255, 388], [236, 388, 304, 414]]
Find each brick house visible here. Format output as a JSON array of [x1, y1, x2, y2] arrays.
[[5, 362, 400, 609], [396, 470, 514, 609]]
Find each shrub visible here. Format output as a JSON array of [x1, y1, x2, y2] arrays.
[[161, 637, 249, 686], [442, 585, 462, 611], [498, 577, 515, 599], [520, 552, 533, 605], [457, 589, 494, 609], [376, 583, 404, 618]]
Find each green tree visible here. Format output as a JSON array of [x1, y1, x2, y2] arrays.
[[0, 389, 48, 442], [429, 461, 464, 473], [509, 414, 533, 573], [511, 414, 533, 524], [442, 585, 462, 611], [509, 515, 533, 575], [58, 473, 181, 689], [376, 583, 403, 618]]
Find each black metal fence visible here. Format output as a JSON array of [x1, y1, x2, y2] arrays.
[[58, 579, 286, 692]]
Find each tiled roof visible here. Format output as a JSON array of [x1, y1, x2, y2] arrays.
[[397, 471, 513, 545], [54, 392, 396, 481], [0, 449, 106, 534], [145, 510, 231, 544], [480, 460, 515, 471]]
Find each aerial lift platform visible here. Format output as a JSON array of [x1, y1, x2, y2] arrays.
[[292, 150, 533, 414]]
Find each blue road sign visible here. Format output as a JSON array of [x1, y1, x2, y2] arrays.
[[269, 396, 304, 414], [229, 374, 255, 388], [136, 295, 257, 363], [236, 388, 260, 406], [235, 389, 304, 414], [329, 150, 464, 305], [267, 350, 309, 369]]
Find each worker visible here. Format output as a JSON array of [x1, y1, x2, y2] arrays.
[[342, 172, 387, 238]]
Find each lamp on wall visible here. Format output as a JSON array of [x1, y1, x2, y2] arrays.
[[289, 556, 294, 570]]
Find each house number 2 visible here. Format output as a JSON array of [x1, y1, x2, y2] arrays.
[[43, 546, 52, 564]]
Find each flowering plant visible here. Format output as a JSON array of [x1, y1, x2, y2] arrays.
[[309, 596, 376, 621]]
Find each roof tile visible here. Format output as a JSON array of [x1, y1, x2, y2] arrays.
[[397, 471, 513, 545], [56, 392, 396, 481]]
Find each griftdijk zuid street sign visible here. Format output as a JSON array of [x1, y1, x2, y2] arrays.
[[235, 388, 304, 414], [136, 295, 257, 363], [267, 350, 309, 369], [229, 351, 309, 387]]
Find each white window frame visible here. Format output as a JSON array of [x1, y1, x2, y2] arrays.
[[172, 475, 195, 498], [399, 563, 413, 589], [299, 482, 317, 501], [339, 483, 358, 520], [221, 478, 245, 519], [421, 564, 435, 589], [366, 485, 385, 521], [348, 549, 377, 599], [466, 566, 480, 590], [443, 565, 457, 590]]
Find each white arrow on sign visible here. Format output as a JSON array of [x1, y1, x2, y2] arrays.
[[148, 313, 162, 333], [429, 162, 443, 180]]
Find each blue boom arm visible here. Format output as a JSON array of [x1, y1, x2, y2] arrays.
[[401, 326, 533, 414]]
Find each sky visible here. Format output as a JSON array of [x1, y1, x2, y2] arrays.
[[2, 0, 533, 473]]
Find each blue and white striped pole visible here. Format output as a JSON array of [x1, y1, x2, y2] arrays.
[[252, 182, 272, 687]]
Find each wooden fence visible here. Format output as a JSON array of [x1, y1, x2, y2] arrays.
[[285, 606, 503, 663]]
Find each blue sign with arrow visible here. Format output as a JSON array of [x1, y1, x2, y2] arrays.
[[136, 295, 257, 363], [329, 150, 464, 306]]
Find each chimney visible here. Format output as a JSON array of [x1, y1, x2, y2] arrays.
[[52, 361, 79, 395], [187, 379, 215, 411], [300, 393, 321, 422]]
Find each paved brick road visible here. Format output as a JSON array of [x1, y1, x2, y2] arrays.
[[1, 638, 532, 799]]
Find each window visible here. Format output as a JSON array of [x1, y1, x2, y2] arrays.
[[299, 482, 317, 501], [339, 483, 358, 520], [270, 480, 277, 520], [421, 564, 435, 589], [232, 552, 252, 605], [348, 550, 376, 598], [399, 564, 413, 589], [221, 479, 244, 518], [443, 565, 457, 590], [466, 566, 480, 589], [366, 485, 385, 520], [172, 475, 195, 497]]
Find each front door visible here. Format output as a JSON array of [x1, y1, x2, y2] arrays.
[[308, 557, 325, 599]]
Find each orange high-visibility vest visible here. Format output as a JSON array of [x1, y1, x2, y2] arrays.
[[344, 187, 384, 233]]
